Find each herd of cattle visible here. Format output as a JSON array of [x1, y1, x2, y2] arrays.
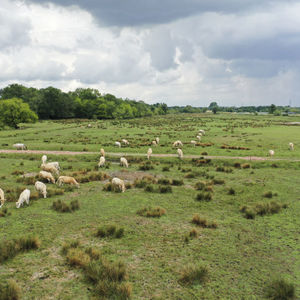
[[2, 129, 295, 210]]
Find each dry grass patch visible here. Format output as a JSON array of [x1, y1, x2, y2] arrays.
[[179, 264, 209, 285], [137, 206, 166, 218], [0, 236, 40, 263], [191, 214, 217, 228], [96, 225, 124, 239], [0, 279, 21, 300]]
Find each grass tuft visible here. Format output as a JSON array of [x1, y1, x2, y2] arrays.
[[137, 206, 166, 218], [265, 278, 295, 299], [0, 236, 40, 263], [191, 214, 217, 228], [179, 264, 209, 285], [0, 279, 22, 300], [96, 225, 125, 239]]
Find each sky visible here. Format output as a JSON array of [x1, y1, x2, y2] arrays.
[[1, 0, 300, 106]]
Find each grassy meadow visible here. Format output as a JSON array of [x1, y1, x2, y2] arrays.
[[0, 113, 299, 299]]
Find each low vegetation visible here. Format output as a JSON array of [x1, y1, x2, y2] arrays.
[[0, 236, 40, 263], [52, 199, 80, 213], [137, 206, 166, 218]]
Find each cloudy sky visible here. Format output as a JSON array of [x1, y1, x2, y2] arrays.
[[1, 0, 300, 106]]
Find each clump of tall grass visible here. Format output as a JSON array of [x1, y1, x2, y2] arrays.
[[137, 206, 166, 218], [0, 236, 40, 263], [240, 201, 287, 219], [195, 192, 212, 202], [191, 214, 217, 228], [0, 279, 21, 300], [179, 264, 209, 285], [0, 208, 11, 217], [265, 278, 295, 299], [96, 225, 124, 239], [61, 241, 131, 299], [52, 199, 80, 213]]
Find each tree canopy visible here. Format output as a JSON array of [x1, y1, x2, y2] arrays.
[[0, 98, 38, 128]]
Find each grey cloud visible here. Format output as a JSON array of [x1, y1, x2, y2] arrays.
[[0, 5, 31, 49], [27, 0, 298, 27], [203, 34, 300, 61], [143, 28, 178, 71], [71, 53, 150, 84]]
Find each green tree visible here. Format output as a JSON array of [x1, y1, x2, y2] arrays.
[[269, 104, 276, 114], [208, 102, 219, 114], [0, 98, 38, 128]]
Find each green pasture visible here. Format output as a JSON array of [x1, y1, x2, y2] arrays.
[[0, 114, 299, 299], [0, 113, 300, 158]]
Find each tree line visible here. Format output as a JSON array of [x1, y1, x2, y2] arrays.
[[0, 84, 168, 121]]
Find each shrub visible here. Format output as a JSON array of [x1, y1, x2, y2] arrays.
[[137, 206, 166, 218], [191, 214, 217, 228], [0, 279, 21, 300], [201, 152, 208, 155], [0, 236, 40, 263], [157, 178, 171, 185], [158, 185, 172, 193], [96, 225, 124, 239], [195, 192, 212, 202], [162, 166, 170, 172], [265, 278, 295, 299], [179, 264, 209, 285]]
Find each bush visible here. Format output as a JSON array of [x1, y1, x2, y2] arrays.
[[137, 206, 166, 218], [0, 236, 40, 263], [196, 192, 212, 202], [96, 225, 124, 239], [179, 264, 209, 285], [0, 279, 21, 300], [162, 166, 170, 172], [265, 278, 295, 299]]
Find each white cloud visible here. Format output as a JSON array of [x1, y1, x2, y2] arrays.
[[0, 0, 300, 106]]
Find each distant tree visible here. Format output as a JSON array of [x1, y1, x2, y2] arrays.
[[269, 104, 276, 114], [208, 102, 219, 114], [0, 98, 38, 128]]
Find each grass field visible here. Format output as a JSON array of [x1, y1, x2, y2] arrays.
[[0, 113, 299, 299]]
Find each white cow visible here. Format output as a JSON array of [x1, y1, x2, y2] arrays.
[[16, 189, 30, 208]]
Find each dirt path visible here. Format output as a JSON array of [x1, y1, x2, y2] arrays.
[[1, 149, 299, 162]]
